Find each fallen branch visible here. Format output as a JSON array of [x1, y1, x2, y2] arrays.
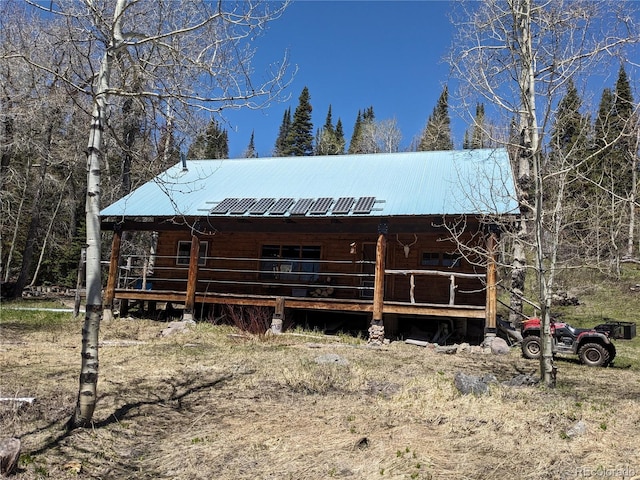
[[99, 340, 146, 347], [0, 397, 36, 404], [405, 339, 430, 347]]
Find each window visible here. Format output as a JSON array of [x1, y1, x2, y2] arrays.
[[176, 241, 208, 266], [442, 253, 460, 267], [421, 252, 440, 266], [421, 252, 460, 267], [260, 244, 321, 282]]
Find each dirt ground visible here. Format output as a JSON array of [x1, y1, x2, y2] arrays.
[[1, 309, 640, 480]]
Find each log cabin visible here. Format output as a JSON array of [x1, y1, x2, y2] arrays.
[[100, 149, 519, 343]]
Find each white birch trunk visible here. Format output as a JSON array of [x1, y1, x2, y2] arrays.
[[514, 0, 556, 387], [69, 0, 126, 429], [627, 130, 638, 258]]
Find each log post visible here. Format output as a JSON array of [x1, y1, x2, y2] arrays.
[[369, 226, 387, 344], [409, 274, 415, 304], [449, 274, 456, 306], [485, 232, 498, 336], [183, 234, 200, 321], [271, 296, 285, 334], [103, 227, 122, 323]]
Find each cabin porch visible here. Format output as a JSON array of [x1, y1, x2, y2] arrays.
[[101, 218, 498, 342]]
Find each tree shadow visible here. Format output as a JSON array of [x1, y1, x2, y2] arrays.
[[26, 373, 234, 458], [93, 373, 232, 429]]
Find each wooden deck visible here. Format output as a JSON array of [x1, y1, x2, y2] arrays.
[[113, 288, 486, 319]]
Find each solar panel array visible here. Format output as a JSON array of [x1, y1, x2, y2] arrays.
[[210, 196, 381, 216]]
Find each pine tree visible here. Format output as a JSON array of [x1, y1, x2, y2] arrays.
[[590, 65, 636, 265], [611, 65, 635, 195], [348, 110, 363, 154], [284, 86, 314, 156], [549, 78, 590, 214], [418, 86, 453, 151], [469, 103, 489, 149], [551, 80, 589, 156], [187, 119, 228, 159], [244, 130, 257, 158], [274, 107, 291, 156], [203, 120, 228, 159], [315, 105, 345, 155], [593, 66, 635, 198], [335, 118, 345, 154], [348, 106, 376, 154]]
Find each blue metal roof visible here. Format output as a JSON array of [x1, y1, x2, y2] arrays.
[[100, 149, 519, 219]]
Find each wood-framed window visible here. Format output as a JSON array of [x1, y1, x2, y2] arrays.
[[420, 251, 460, 268], [176, 240, 208, 266], [260, 244, 321, 281]]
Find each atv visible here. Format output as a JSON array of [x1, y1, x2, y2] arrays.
[[520, 318, 633, 367]]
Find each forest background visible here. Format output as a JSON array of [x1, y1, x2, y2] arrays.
[[1, 0, 639, 306]]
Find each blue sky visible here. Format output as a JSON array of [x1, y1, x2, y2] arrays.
[[224, 1, 457, 158]]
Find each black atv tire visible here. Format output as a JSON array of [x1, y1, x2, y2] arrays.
[[521, 335, 541, 360], [578, 343, 611, 367]]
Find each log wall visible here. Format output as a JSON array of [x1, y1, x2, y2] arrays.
[[138, 230, 485, 306]]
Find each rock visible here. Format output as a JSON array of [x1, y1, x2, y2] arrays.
[[159, 320, 195, 337], [456, 342, 471, 353], [565, 420, 587, 438], [490, 337, 511, 355], [435, 345, 458, 354], [0, 437, 21, 476], [367, 323, 385, 345], [552, 291, 579, 306], [453, 372, 498, 395], [314, 353, 349, 366]]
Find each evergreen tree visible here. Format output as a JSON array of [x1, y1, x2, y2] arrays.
[[418, 86, 453, 151], [464, 103, 490, 149], [549, 78, 590, 215], [611, 65, 635, 195], [187, 119, 228, 159], [551, 80, 589, 156], [348, 110, 363, 154], [348, 106, 375, 154], [315, 105, 345, 155], [589, 66, 636, 265], [244, 130, 257, 158], [335, 119, 345, 153], [593, 66, 635, 198], [284, 86, 314, 156], [274, 107, 291, 156], [204, 120, 228, 159], [323, 104, 335, 134], [594, 87, 615, 161]]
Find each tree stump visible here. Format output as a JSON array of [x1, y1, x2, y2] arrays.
[[0, 437, 21, 475]]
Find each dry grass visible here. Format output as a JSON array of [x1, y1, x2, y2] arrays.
[[1, 306, 640, 480]]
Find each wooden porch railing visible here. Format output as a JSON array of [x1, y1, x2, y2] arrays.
[[384, 269, 486, 306]]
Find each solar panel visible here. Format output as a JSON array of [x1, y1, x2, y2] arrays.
[[229, 198, 256, 214], [332, 197, 355, 214], [249, 198, 275, 215], [210, 197, 239, 214], [269, 198, 295, 215], [353, 196, 376, 214], [310, 197, 334, 215], [291, 198, 314, 215]]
